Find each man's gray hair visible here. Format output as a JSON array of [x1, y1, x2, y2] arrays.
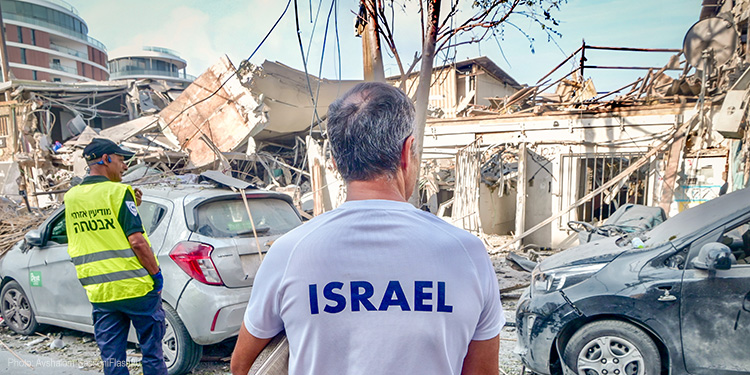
[[327, 82, 416, 181]]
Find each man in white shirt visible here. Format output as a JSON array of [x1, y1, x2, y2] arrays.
[[231, 82, 503, 375]]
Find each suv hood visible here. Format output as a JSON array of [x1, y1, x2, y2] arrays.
[[539, 236, 628, 272]]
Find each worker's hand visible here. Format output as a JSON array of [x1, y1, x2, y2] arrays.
[[151, 269, 163, 293], [134, 188, 143, 206]]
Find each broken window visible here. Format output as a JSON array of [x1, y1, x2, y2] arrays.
[[139, 201, 167, 235], [194, 198, 301, 238], [48, 213, 67, 244], [560, 153, 654, 225], [719, 221, 750, 264], [0, 116, 8, 137]]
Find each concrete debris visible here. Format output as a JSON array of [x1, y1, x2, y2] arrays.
[[158, 57, 268, 169], [48, 337, 65, 349], [480, 145, 519, 197], [24, 337, 45, 347], [0, 208, 51, 257], [416, 2, 750, 254], [0, 56, 362, 220], [506, 251, 536, 273], [1, 1, 750, 263]]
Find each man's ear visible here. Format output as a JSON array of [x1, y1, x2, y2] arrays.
[[401, 135, 416, 169]]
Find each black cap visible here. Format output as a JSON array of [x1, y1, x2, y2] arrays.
[[83, 138, 135, 163]]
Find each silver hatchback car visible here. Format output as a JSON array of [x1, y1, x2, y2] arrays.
[[0, 182, 302, 375]]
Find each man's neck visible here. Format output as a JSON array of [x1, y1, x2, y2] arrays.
[[345, 177, 408, 202], [88, 166, 111, 181]]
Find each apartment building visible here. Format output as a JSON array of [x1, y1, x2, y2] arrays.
[[1, 0, 108, 82]]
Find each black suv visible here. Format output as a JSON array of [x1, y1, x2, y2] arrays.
[[516, 187, 750, 375]]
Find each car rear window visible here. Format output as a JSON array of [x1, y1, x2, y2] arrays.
[[194, 198, 301, 238]]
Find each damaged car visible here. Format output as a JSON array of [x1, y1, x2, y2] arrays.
[[516, 187, 750, 375], [0, 180, 302, 375]]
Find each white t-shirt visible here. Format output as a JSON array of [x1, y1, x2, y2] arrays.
[[243, 199, 504, 375]]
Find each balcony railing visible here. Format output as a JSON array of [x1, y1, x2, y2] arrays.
[[3, 13, 107, 52], [50, 62, 78, 75], [109, 68, 196, 81], [44, 0, 80, 16], [142, 46, 181, 57], [49, 43, 87, 59]]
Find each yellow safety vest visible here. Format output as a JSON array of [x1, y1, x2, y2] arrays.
[[64, 180, 156, 303]]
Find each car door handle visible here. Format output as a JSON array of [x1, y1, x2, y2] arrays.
[[658, 293, 677, 302], [657, 286, 677, 302]]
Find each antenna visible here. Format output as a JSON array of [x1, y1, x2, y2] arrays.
[[682, 17, 737, 71]]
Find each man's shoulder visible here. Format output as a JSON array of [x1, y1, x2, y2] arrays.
[[268, 210, 339, 251], [409, 209, 483, 243]]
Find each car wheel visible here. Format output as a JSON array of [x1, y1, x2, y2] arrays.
[[163, 303, 203, 375], [563, 320, 660, 375], [0, 280, 39, 336]]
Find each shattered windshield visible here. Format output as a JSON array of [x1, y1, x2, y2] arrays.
[[194, 198, 301, 238], [643, 190, 748, 247]]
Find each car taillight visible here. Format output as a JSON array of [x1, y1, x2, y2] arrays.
[[169, 241, 224, 286]]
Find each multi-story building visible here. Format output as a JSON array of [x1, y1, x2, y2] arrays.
[[1, 0, 108, 82], [108, 46, 194, 86]]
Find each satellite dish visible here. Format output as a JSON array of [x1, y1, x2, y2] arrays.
[[683, 17, 737, 71]]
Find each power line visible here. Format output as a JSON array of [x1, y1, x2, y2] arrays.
[[334, 0, 341, 81], [309, 0, 337, 139], [293, 0, 324, 134], [128, 0, 294, 168], [160, 0, 293, 134]]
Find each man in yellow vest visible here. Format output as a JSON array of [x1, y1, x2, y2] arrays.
[[65, 138, 166, 375]]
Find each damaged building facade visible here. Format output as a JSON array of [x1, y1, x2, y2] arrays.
[[2, 0, 750, 256], [0, 54, 361, 217], [416, 0, 750, 249]]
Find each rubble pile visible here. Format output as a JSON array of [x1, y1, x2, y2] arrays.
[[0, 57, 366, 218], [0, 1, 749, 257], [475, 50, 697, 117], [0, 205, 52, 257]]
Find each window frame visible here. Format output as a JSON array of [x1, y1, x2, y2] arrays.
[[138, 200, 168, 236]]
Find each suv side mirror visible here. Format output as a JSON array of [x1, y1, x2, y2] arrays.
[[692, 242, 736, 271], [24, 229, 44, 247]]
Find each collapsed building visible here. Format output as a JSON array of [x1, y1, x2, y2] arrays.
[[0, 55, 361, 220], [413, 0, 750, 250], [1, 0, 749, 255]]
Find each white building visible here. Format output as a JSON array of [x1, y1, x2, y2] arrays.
[[1, 0, 109, 82], [108, 46, 194, 87]]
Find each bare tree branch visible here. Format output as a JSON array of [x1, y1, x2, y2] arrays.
[[362, 0, 567, 205]]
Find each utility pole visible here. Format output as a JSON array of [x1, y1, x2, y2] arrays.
[[514, 142, 527, 250], [356, 0, 385, 82]]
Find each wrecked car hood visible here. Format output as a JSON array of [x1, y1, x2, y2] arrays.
[[541, 188, 750, 272], [539, 236, 628, 272]]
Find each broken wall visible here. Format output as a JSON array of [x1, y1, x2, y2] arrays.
[[475, 73, 516, 108], [478, 183, 516, 234], [425, 103, 703, 248], [0, 103, 19, 163], [158, 57, 267, 168], [522, 147, 557, 246]]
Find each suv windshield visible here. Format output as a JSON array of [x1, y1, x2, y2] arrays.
[[194, 198, 300, 238], [644, 189, 750, 247]]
